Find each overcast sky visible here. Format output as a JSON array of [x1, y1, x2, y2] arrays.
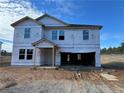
[[0, 0, 124, 52]]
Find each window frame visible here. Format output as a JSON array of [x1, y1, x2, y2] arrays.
[[59, 30, 64, 40], [52, 30, 57, 40], [19, 49, 33, 60], [19, 49, 25, 60], [83, 30, 89, 40], [24, 28, 31, 38], [26, 49, 33, 60]]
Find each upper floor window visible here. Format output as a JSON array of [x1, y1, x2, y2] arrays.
[[59, 31, 64, 40], [83, 30, 89, 40], [24, 28, 31, 38], [52, 31, 57, 40]]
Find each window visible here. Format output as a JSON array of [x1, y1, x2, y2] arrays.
[[83, 30, 89, 40], [19, 49, 33, 60], [19, 49, 25, 60], [77, 54, 81, 60], [52, 30, 65, 40], [59, 31, 64, 40], [24, 28, 31, 38], [26, 49, 33, 60], [52, 31, 57, 40]]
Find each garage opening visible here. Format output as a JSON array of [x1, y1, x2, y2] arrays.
[[61, 52, 95, 66]]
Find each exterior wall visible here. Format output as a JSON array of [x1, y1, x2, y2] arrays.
[[11, 45, 100, 67], [55, 47, 101, 67], [49, 29, 101, 67], [11, 43, 54, 66], [12, 28, 101, 67], [13, 19, 42, 44], [16, 20, 40, 26], [12, 45, 34, 65], [38, 16, 66, 26], [14, 26, 42, 44], [11, 19, 43, 65], [11, 18, 101, 67], [45, 29, 100, 46], [11, 44, 41, 65]]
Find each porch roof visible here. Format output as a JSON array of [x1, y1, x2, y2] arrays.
[[32, 38, 59, 48]]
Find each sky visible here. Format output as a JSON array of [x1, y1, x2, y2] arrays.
[[0, 0, 124, 52]]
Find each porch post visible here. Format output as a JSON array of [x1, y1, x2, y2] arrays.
[[33, 47, 36, 67], [52, 47, 55, 66]]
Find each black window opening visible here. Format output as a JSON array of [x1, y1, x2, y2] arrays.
[[59, 31, 64, 40], [19, 49, 25, 60], [59, 36, 64, 40], [26, 49, 33, 60]]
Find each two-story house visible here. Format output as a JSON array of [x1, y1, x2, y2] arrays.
[[11, 14, 102, 67]]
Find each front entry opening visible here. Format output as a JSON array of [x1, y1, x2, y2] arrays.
[[40, 48, 52, 66], [61, 52, 95, 66]]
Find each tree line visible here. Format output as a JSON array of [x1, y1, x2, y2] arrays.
[[101, 42, 124, 54], [1, 50, 11, 56]]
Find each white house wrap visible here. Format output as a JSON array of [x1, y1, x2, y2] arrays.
[[11, 14, 102, 67]]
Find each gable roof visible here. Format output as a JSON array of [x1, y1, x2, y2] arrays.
[[32, 38, 58, 48], [11, 14, 102, 30], [11, 16, 44, 27], [35, 13, 67, 25]]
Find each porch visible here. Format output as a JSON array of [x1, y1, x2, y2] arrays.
[[32, 38, 58, 66], [39, 48, 55, 66]]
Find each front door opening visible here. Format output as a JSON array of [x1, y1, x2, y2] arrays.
[[40, 48, 52, 66], [61, 52, 95, 66]]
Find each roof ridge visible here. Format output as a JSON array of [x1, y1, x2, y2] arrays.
[[11, 16, 44, 27], [35, 13, 68, 25]]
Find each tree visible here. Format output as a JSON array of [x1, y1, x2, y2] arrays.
[[101, 42, 124, 54], [121, 42, 124, 47], [107, 47, 113, 54], [1, 50, 11, 56], [101, 48, 107, 54]]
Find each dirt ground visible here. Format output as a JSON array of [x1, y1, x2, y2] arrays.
[[0, 54, 124, 93], [101, 54, 124, 69]]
